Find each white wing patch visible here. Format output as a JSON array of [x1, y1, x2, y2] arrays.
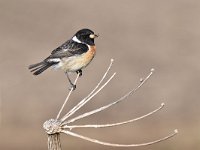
[[47, 58, 61, 62]]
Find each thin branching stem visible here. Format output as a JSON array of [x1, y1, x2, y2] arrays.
[[62, 69, 154, 124], [62, 103, 164, 129], [61, 72, 116, 122], [62, 129, 178, 147], [43, 57, 178, 150], [56, 73, 80, 120], [61, 59, 114, 121]]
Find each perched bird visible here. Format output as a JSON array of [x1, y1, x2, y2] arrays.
[[28, 28, 99, 90]]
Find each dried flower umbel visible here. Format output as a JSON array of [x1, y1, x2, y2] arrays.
[[43, 59, 178, 149]]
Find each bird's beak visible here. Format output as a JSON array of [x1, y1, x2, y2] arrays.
[[90, 33, 99, 39]]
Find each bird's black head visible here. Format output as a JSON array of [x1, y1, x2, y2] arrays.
[[74, 29, 98, 45]]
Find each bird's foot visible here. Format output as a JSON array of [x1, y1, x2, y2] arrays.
[[68, 83, 76, 91], [76, 70, 82, 77]]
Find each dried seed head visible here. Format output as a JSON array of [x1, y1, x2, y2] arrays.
[[43, 119, 62, 134]]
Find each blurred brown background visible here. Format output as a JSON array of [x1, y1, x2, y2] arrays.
[[0, 0, 200, 150]]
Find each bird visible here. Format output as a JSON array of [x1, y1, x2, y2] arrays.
[[28, 28, 99, 90]]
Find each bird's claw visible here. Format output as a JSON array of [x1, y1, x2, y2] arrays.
[[68, 84, 76, 91], [76, 70, 82, 77]]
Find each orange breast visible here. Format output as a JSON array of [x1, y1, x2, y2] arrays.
[[86, 45, 96, 60]]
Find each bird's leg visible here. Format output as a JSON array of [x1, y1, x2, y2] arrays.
[[65, 72, 76, 90], [76, 70, 82, 77]]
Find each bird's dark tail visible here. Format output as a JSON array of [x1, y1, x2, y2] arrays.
[[28, 61, 53, 75]]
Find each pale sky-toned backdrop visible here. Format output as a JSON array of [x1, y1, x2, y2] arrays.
[[0, 0, 200, 150]]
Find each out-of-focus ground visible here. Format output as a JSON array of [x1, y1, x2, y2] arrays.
[[0, 0, 200, 150]]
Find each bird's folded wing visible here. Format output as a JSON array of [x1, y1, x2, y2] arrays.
[[49, 40, 88, 59]]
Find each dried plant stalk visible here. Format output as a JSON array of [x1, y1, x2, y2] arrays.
[[62, 129, 178, 147], [62, 68, 154, 125], [47, 133, 62, 150], [62, 103, 165, 129], [56, 73, 80, 120], [61, 59, 115, 121], [43, 59, 178, 150]]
